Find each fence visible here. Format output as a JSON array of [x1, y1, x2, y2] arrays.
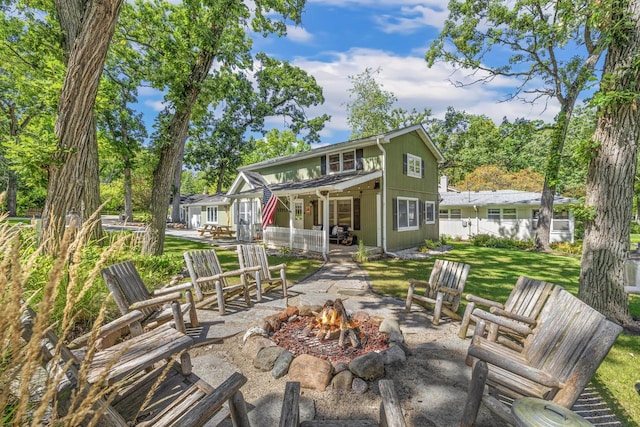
[[263, 226, 324, 253]]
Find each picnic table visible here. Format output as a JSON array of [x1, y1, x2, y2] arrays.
[[198, 224, 234, 238]]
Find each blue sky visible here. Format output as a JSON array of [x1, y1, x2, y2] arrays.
[[138, 0, 562, 145]]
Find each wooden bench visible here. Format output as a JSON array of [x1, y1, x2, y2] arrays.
[[279, 380, 406, 427], [460, 286, 623, 426]]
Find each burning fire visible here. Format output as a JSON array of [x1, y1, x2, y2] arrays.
[[303, 299, 364, 349]]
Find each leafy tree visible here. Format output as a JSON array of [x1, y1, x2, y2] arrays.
[[185, 56, 326, 193], [579, 0, 640, 323], [346, 67, 431, 140], [242, 129, 311, 166], [427, 0, 607, 251], [454, 165, 544, 192]]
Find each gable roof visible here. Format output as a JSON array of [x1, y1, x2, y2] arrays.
[[180, 192, 229, 207], [238, 124, 444, 172], [440, 190, 574, 207]]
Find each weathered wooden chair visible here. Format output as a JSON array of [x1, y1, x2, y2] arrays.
[[184, 249, 258, 315], [237, 244, 288, 300], [23, 308, 251, 426], [101, 260, 199, 336], [279, 380, 406, 427], [405, 259, 471, 325], [460, 286, 623, 426], [458, 276, 557, 351]]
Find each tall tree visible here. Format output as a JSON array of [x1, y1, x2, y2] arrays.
[[185, 56, 327, 193], [123, 0, 313, 254], [40, 0, 123, 251], [427, 0, 607, 251], [242, 129, 311, 166], [346, 67, 431, 140], [579, 0, 640, 323]]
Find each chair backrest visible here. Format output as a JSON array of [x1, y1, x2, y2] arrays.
[[522, 287, 623, 407], [504, 276, 556, 321], [428, 259, 471, 312], [237, 244, 271, 281], [101, 261, 154, 319], [184, 249, 225, 300]]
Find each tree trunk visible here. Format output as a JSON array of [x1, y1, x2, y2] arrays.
[[6, 169, 17, 216], [42, 0, 121, 252], [142, 22, 222, 255], [216, 161, 227, 194], [535, 107, 572, 251], [170, 153, 184, 223], [579, 0, 640, 324], [123, 161, 133, 222]]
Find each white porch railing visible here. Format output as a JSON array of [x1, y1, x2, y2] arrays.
[[263, 226, 324, 253]]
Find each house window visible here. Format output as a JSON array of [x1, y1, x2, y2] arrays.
[[239, 201, 251, 225], [206, 206, 218, 224], [294, 202, 303, 221], [425, 201, 435, 224], [450, 208, 461, 219], [407, 153, 422, 178], [327, 150, 356, 173], [439, 209, 449, 218], [488, 209, 501, 220], [552, 209, 570, 231], [397, 197, 419, 230], [324, 197, 353, 227], [503, 208, 517, 220]]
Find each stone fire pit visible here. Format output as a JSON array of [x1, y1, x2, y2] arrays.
[[242, 301, 407, 392]]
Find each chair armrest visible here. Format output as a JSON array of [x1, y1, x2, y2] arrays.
[[437, 286, 461, 296], [408, 279, 431, 288], [471, 309, 533, 336], [468, 340, 562, 388], [68, 310, 144, 349], [152, 282, 193, 296], [129, 292, 183, 310], [268, 263, 286, 271], [466, 294, 504, 309], [489, 307, 537, 325], [196, 268, 251, 284]]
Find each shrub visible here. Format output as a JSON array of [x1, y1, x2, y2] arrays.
[[550, 241, 583, 255], [470, 234, 534, 250], [352, 240, 370, 263]]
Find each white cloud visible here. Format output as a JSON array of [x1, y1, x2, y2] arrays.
[[286, 25, 313, 43], [143, 99, 167, 112], [375, 4, 450, 33], [290, 47, 560, 143]]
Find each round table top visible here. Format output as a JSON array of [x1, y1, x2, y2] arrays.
[[512, 397, 592, 427]]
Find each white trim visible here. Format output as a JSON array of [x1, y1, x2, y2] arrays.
[[397, 197, 420, 231], [406, 153, 422, 178], [205, 206, 218, 224]]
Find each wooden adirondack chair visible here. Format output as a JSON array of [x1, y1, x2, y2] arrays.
[[237, 244, 288, 299], [279, 380, 406, 427], [24, 309, 251, 427], [101, 260, 199, 336], [183, 249, 258, 315], [458, 276, 557, 351], [460, 286, 623, 427], [405, 259, 471, 325]]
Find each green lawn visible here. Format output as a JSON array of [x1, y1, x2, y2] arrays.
[[361, 242, 640, 426]]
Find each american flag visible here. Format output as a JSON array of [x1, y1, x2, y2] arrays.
[[261, 185, 279, 229]]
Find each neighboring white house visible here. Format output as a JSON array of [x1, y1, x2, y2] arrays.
[[179, 193, 231, 230], [438, 177, 575, 243]]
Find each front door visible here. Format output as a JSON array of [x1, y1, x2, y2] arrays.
[[293, 200, 304, 229]]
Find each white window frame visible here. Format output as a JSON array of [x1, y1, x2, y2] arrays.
[[206, 206, 218, 224], [397, 197, 420, 231], [407, 153, 422, 178], [502, 208, 517, 220], [239, 200, 251, 225], [488, 208, 501, 221], [552, 209, 570, 232], [326, 150, 356, 174], [425, 201, 435, 224], [322, 197, 353, 228], [450, 208, 462, 219]]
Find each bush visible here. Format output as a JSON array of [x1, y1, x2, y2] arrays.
[[352, 240, 370, 263], [470, 234, 534, 250], [550, 241, 583, 255], [631, 222, 640, 234]]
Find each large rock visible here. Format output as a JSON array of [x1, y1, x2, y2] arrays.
[[272, 350, 294, 379], [380, 345, 406, 365], [331, 370, 353, 390], [254, 346, 286, 371], [288, 354, 333, 391], [349, 352, 384, 381]]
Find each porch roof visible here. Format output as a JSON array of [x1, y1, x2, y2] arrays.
[[228, 170, 381, 198]]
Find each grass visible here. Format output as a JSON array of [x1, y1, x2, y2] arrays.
[[361, 242, 640, 426]]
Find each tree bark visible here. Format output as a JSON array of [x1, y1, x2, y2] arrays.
[[579, 0, 640, 324], [142, 19, 224, 255], [6, 169, 17, 216], [123, 159, 133, 222], [170, 153, 184, 223], [42, 0, 121, 252]]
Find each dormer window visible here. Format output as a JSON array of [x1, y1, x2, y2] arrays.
[[328, 150, 356, 173]]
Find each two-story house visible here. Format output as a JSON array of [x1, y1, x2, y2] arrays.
[[225, 124, 445, 258]]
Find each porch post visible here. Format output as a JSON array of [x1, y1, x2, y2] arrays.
[[317, 190, 329, 260], [288, 195, 294, 249]]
